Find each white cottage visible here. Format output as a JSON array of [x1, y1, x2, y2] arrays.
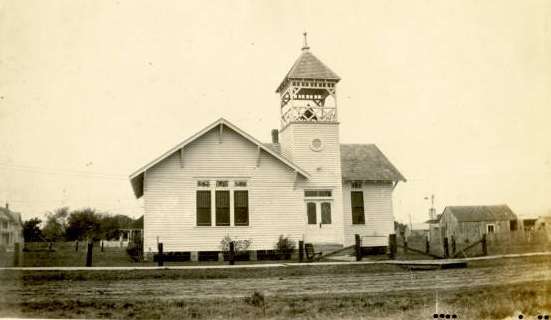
[[130, 38, 405, 260]]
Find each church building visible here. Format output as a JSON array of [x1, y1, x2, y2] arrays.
[[129, 35, 405, 260]]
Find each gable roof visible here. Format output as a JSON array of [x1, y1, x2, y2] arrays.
[[0, 207, 22, 226], [129, 118, 310, 198], [445, 205, 517, 222], [340, 144, 406, 182], [276, 50, 340, 93]]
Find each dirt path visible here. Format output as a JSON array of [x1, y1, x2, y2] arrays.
[[2, 263, 549, 303]]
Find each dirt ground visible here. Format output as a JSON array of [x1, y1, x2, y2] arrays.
[[0, 256, 550, 319], [1, 261, 548, 301]]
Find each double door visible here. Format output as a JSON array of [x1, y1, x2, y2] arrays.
[[304, 200, 334, 243]]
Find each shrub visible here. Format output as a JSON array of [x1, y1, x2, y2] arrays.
[[219, 235, 252, 259], [274, 235, 296, 260], [244, 290, 266, 316]]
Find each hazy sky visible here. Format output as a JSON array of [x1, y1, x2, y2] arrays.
[[1, 0, 550, 224]]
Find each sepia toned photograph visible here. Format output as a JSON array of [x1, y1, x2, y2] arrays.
[[0, 1, 550, 319]]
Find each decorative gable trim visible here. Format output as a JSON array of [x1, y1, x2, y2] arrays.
[[129, 118, 310, 198]]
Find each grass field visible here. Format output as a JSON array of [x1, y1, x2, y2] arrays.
[[2, 281, 549, 319], [1, 255, 550, 319]]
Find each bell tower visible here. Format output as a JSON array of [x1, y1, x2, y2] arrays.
[[276, 33, 340, 128], [276, 33, 344, 245]]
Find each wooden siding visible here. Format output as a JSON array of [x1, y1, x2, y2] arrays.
[[281, 122, 344, 245], [342, 181, 395, 247], [143, 125, 305, 253], [439, 208, 512, 246]]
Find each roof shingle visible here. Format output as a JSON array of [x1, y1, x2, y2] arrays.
[[445, 205, 517, 222], [277, 50, 340, 92], [340, 144, 406, 182], [265, 143, 405, 182]]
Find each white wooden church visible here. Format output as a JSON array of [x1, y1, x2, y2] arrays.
[[130, 36, 405, 260]]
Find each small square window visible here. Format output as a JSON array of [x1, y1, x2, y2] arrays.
[[197, 180, 210, 187], [351, 181, 362, 189], [234, 181, 247, 187], [304, 190, 332, 197], [487, 224, 495, 234], [216, 180, 229, 188]]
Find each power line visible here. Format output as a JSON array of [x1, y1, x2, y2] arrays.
[[7, 198, 139, 204], [0, 163, 128, 179]]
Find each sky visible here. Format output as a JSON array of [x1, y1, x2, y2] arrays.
[[1, 0, 550, 224]]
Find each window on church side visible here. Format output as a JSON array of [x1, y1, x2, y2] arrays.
[[321, 202, 332, 224], [234, 191, 249, 226], [351, 191, 365, 225], [307, 202, 317, 225], [216, 191, 230, 226], [196, 191, 211, 226], [196, 179, 249, 227]]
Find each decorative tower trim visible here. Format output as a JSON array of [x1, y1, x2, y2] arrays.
[[276, 35, 341, 128]]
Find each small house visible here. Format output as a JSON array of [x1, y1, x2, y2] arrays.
[[0, 204, 23, 252]]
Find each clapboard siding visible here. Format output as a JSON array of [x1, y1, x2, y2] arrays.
[[342, 181, 395, 247], [281, 122, 341, 187], [144, 125, 304, 253], [281, 122, 345, 244]]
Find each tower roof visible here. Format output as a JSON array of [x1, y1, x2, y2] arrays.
[[276, 50, 340, 93]]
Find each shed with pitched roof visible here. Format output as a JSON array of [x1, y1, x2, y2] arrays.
[[438, 205, 518, 253]]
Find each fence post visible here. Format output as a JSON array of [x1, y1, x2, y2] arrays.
[[443, 237, 449, 258], [355, 234, 361, 261], [101, 240, 104, 252], [425, 236, 430, 253], [451, 236, 456, 255], [75, 240, 79, 252], [86, 242, 93, 267], [404, 238, 408, 255], [158, 243, 164, 267], [298, 240, 304, 263], [388, 234, 396, 260], [13, 243, 20, 267], [229, 241, 235, 265], [482, 234, 487, 256]]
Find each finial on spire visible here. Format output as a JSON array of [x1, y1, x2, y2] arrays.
[[302, 32, 310, 51]]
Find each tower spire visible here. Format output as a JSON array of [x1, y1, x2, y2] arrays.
[[302, 32, 310, 51]]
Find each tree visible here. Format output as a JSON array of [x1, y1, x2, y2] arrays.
[[42, 207, 69, 241], [99, 214, 133, 240], [132, 215, 143, 229], [23, 218, 43, 242], [394, 221, 407, 238], [65, 208, 103, 241]]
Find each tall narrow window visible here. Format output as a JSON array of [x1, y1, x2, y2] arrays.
[[216, 191, 230, 226], [307, 202, 317, 224], [196, 191, 211, 226], [234, 191, 249, 226], [351, 191, 365, 224], [321, 202, 332, 224]]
